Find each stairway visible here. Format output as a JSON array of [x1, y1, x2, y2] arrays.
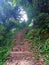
[[4, 30, 44, 65], [4, 40, 34, 65]]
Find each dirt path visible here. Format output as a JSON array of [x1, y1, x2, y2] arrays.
[[4, 29, 44, 65]]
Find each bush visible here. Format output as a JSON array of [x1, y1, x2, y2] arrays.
[[26, 13, 49, 65]]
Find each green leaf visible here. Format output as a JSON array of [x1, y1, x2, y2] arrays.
[[13, 0, 17, 5], [0, 36, 4, 40]]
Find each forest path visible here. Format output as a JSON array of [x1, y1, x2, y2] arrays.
[[4, 29, 44, 65]]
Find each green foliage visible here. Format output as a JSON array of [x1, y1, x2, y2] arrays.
[[0, 26, 14, 64], [42, 38, 49, 52], [26, 29, 33, 39], [0, 62, 3, 65], [26, 12, 49, 65], [13, 0, 17, 5], [33, 13, 49, 30], [0, 0, 49, 65], [13, 0, 21, 5], [43, 53, 49, 65], [25, 12, 49, 65], [0, 19, 21, 64]]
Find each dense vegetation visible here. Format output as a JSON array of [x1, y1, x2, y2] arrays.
[[0, 0, 49, 65], [25, 0, 49, 65], [0, 0, 27, 64]]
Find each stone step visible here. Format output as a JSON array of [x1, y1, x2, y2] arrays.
[[10, 51, 32, 53], [4, 60, 34, 65], [8, 52, 34, 60], [12, 46, 30, 52]]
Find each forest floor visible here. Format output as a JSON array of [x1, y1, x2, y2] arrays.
[[4, 29, 45, 65]]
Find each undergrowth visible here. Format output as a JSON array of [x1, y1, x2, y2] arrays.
[[26, 13, 49, 65]]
